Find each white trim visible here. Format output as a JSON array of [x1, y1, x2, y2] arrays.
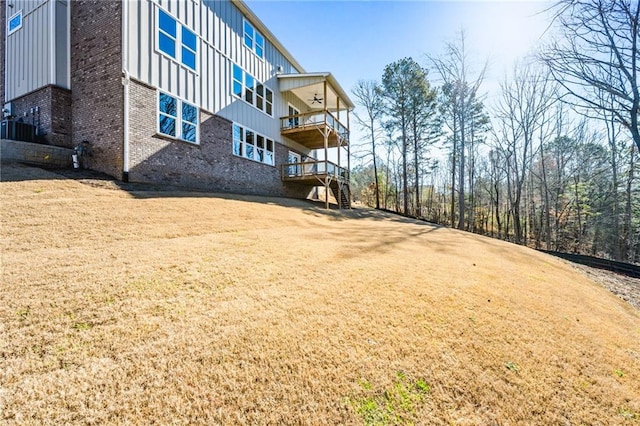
[[232, 122, 275, 167], [123, 0, 130, 176], [242, 17, 264, 60], [49, 2, 55, 84], [287, 103, 300, 127], [231, 63, 273, 117], [154, 5, 199, 75], [7, 9, 22, 36], [4, 3, 8, 103]]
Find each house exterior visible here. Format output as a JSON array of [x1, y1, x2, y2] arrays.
[[1, 0, 353, 207]]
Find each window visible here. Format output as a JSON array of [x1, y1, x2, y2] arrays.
[[157, 8, 198, 71], [181, 27, 197, 70], [232, 65, 273, 116], [288, 105, 300, 128], [158, 92, 199, 144], [7, 10, 22, 35], [233, 124, 274, 166], [243, 18, 264, 58], [158, 10, 177, 58], [233, 65, 243, 98]]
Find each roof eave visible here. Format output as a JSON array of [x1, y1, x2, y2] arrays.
[[278, 73, 355, 110], [231, 0, 306, 74]]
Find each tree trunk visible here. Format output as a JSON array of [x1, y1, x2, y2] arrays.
[[371, 117, 380, 210], [458, 109, 466, 230]]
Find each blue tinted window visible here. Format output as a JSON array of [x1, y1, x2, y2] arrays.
[[243, 20, 253, 49], [233, 65, 243, 82], [159, 93, 177, 116], [159, 33, 176, 57], [255, 33, 264, 58], [8, 11, 22, 34], [182, 123, 196, 142], [182, 48, 196, 69], [159, 115, 176, 137], [182, 27, 197, 50], [182, 103, 197, 125], [233, 81, 242, 97], [245, 74, 254, 89], [159, 10, 176, 38]]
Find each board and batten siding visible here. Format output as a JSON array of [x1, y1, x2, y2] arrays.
[[125, 0, 302, 146], [5, 0, 69, 101]]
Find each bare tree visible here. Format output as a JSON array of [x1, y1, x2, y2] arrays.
[[429, 30, 487, 230], [540, 0, 640, 152], [352, 80, 385, 209], [492, 63, 555, 244]]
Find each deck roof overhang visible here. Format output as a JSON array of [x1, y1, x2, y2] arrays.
[[278, 73, 355, 112]]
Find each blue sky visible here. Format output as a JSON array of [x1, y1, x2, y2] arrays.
[[245, 0, 553, 156]]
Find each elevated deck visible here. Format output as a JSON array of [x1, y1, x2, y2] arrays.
[[280, 111, 348, 149], [281, 159, 350, 208]]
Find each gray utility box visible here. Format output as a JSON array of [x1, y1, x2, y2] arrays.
[[1, 120, 36, 143]]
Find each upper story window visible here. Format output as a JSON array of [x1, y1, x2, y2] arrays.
[[243, 19, 264, 59], [7, 10, 22, 35], [157, 9, 198, 71], [158, 92, 199, 144], [232, 64, 273, 116]]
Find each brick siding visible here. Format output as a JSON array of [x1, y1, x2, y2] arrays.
[[1, 139, 73, 167], [128, 80, 311, 198], [70, 0, 123, 179], [6, 86, 72, 147]]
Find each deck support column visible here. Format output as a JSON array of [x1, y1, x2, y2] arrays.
[[337, 96, 341, 209], [323, 80, 329, 210]]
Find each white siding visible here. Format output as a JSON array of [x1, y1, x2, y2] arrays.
[[125, 0, 300, 143], [4, 0, 69, 100]]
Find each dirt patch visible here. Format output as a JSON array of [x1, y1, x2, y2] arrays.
[[2, 164, 639, 425], [571, 264, 640, 311]]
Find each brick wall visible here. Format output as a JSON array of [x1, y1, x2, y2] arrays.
[[1, 139, 73, 167], [7, 86, 72, 147], [128, 80, 311, 198], [70, 0, 123, 179]]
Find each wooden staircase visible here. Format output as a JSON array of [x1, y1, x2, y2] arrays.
[[330, 181, 351, 209]]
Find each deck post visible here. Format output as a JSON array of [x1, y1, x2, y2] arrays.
[[337, 96, 341, 209], [324, 80, 329, 209]]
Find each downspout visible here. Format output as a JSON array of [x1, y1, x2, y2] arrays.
[[121, 0, 130, 182]]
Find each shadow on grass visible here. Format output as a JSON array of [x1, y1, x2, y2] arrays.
[[1, 164, 442, 227]]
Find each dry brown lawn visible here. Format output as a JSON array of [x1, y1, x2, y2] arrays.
[[1, 163, 639, 425]]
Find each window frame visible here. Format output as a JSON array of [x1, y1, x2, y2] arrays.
[[156, 7, 198, 72], [157, 91, 199, 145], [7, 10, 23, 35], [232, 123, 275, 166], [243, 18, 264, 59], [231, 64, 273, 117]]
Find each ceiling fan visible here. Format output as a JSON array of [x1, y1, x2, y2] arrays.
[[309, 93, 323, 104]]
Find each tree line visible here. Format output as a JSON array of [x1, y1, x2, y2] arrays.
[[349, 0, 640, 263]]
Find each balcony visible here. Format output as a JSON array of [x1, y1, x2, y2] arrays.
[[280, 111, 349, 149], [281, 159, 349, 184]]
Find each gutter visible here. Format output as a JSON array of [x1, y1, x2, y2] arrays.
[[121, 0, 129, 182]]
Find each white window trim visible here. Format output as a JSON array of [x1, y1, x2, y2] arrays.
[[287, 104, 301, 128], [232, 64, 273, 117], [243, 17, 264, 60], [233, 123, 275, 167], [157, 91, 200, 145], [155, 6, 199, 74], [7, 10, 23, 36]]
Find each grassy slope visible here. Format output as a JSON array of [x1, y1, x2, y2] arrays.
[[1, 164, 639, 425]]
